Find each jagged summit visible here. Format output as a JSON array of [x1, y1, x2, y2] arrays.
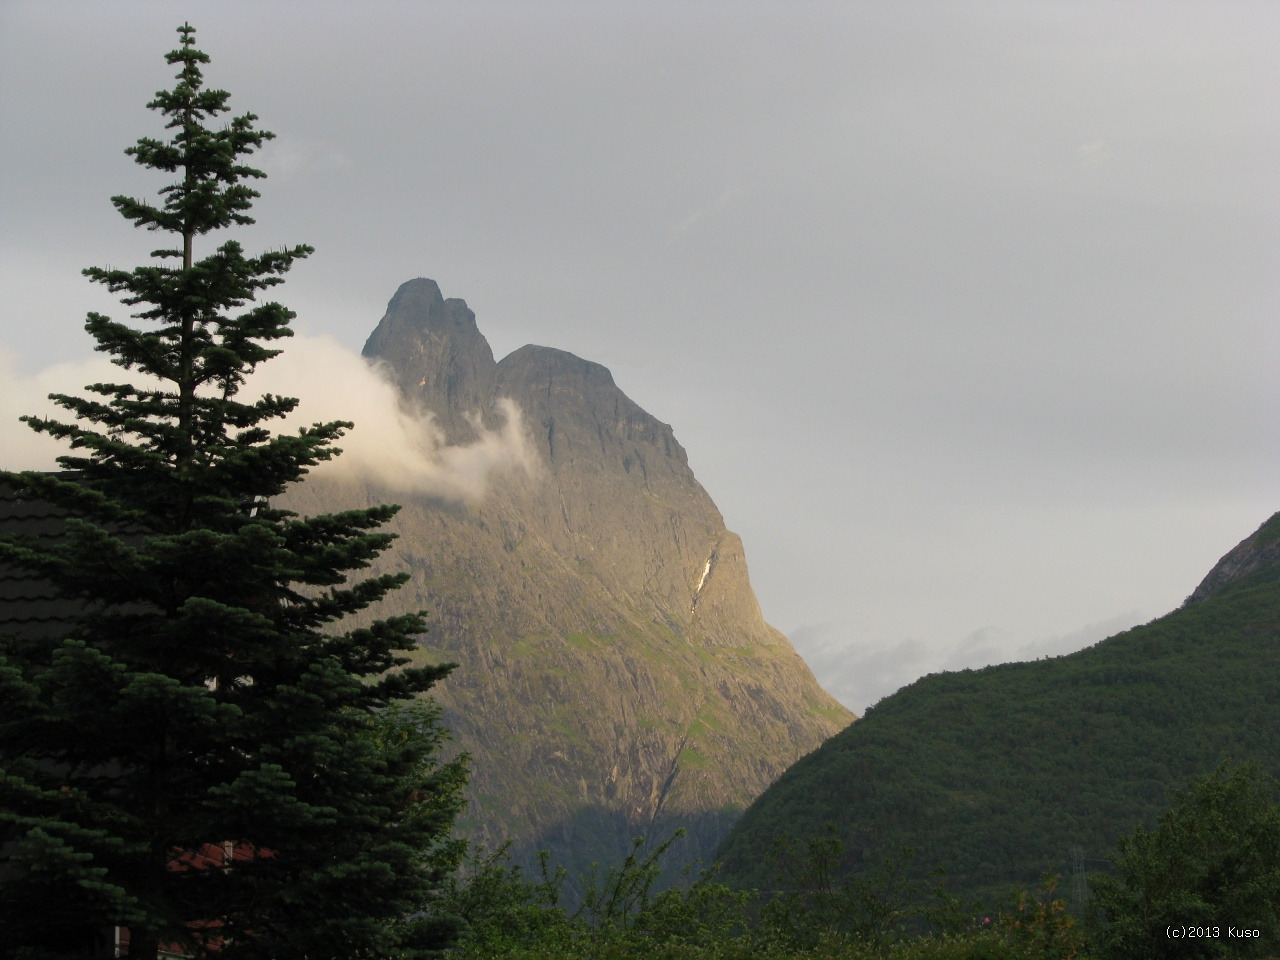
[[362, 278, 496, 441], [363, 280, 693, 482], [500, 342, 617, 383], [496, 344, 691, 475], [287, 277, 853, 879], [497, 343, 634, 425]]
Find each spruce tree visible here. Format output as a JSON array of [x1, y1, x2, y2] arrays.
[[0, 24, 464, 960]]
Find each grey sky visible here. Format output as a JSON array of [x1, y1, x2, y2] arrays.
[[3, 1, 1278, 712]]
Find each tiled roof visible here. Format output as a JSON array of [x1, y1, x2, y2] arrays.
[[0, 475, 147, 641], [0, 478, 81, 640]]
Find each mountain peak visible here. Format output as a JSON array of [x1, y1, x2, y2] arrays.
[[375, 277, 483, 337], [361, 278, 497, 441], [499, 344, 618, 387], [388, 275, 445, 311], [495, 343, 689, 471], [284, 277, 854, 879]]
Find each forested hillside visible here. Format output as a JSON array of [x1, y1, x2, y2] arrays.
[[715, 514, 1280, 901]]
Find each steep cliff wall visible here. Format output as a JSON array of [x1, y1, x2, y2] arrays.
[[280, 278, 853, 874]]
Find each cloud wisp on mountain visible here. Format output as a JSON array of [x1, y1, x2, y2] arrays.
[[0, 335, 537, 503]]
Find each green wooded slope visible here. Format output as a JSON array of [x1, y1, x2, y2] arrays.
[[715, 515, 1280, 899]]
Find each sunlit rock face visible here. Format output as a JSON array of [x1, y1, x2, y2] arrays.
[[281, 277, 854, 878]]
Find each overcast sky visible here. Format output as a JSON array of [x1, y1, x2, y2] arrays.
[[3, 1, 1278, 713]]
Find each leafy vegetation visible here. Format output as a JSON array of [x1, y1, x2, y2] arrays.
[[431, 826, 1085, 959], [1086, 761, 1280, 959], [714, 543, 1280, 903], [434, 763, 1280, 959]]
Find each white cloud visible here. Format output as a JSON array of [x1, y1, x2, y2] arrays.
[[789, 610, 1150, 716], [1076, 139, 1112, 168], [248, 334, 538, 500], [0, 336, 538, 504], [256, 135, 351, 181], [669, 181, 750, 238], [788, 622, 932, 714], [0, 347, 119, 472]]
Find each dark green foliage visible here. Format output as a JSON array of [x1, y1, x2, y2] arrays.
[[440, 844, 579, 952], [715, 547, 1280, 906], [761, 833, 935, 948], [0, 24, 463, 960], [753, 828, 1085, 957], [437, 828, 1087, 960], [440, 830, 754, 959], [1086, 761, 1280, 959]]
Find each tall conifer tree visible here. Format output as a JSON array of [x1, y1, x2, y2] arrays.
[[0, 24, 464, 960]]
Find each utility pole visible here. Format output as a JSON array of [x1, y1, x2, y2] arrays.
[[1071, 846, 1086, 910]]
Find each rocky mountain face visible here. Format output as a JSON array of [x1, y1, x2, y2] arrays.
[[1184, 512, 1280, 605], [281, 278, 853, 876]]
